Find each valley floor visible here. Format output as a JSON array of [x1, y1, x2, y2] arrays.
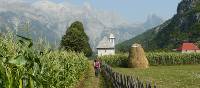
[[113, 65, 200, 88]]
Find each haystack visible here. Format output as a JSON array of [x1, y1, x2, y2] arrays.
[[128, 43, 149, 68]]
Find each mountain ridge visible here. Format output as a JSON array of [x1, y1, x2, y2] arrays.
[[0, 0, 163, 50], [116, 0, 200, 52]]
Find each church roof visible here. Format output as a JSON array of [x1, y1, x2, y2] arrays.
[[97, 37, 114, 49]]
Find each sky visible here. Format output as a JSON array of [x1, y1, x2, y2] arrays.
[[50, 0, 182, 22]]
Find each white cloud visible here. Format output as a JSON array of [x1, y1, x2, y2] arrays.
[[32, 1, 129, 35]]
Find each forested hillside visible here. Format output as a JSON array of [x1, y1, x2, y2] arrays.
[[117, 0, 200, 52]]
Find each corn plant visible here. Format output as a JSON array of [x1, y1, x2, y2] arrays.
[[38, 51, 88, 88], [100, 52, 200, 67], [0, 32, 42, 88], [100, 53, 128, 67], [0, 32, 89, 88]]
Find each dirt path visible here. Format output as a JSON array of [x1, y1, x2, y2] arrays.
[[76, 61, 100, 88]]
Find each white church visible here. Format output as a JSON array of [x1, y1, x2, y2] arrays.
[[96, 33, 115, 56]]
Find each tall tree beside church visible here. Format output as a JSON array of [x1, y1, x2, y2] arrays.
[[60, 21, 92, 57]]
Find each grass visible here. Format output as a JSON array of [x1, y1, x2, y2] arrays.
[[113, 65, 200, 88], [76, 60, 101, 88]]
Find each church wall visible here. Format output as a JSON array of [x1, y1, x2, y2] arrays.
[[97, 49, 115, 56]]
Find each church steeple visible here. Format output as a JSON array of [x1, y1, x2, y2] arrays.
[[109, 33, 115, 47]]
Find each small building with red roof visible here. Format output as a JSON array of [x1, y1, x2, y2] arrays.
[[176, 43, 200, 53]]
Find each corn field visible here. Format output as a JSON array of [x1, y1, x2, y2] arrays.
[[100, 52, 200, 67], [0, 32, 89, 88], [100, 54, 128, 67]]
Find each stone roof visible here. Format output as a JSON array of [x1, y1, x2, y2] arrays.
[[97, 37, 114, 49]]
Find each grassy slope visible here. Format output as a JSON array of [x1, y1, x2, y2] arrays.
[[116, 20, 171, 52], [116, 29, 156, 52], [113, 65, 200, 88]]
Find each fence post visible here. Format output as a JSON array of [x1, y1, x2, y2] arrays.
[[101, 63, 156, 88]]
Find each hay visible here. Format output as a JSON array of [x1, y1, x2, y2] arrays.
[[128, 43, 149, 68]]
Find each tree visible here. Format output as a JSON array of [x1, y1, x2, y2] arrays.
[[60, 21, 92, 57]]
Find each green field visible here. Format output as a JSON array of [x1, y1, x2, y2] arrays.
[[113, 65, 200, 88]]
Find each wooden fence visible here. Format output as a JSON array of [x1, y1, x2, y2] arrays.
[[101, 62, 156, 88]]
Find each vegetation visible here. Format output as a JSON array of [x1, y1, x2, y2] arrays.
[[0, 32, 89, 88], [100, 53, 128, 67], [113, 65, 200, 88], [60, 21, 92, 57], [147, 52, 200, 65], [100, 52, 200, 67], [115, 28, 159, 52]]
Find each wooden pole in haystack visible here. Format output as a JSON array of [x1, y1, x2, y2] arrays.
[[128, 43, 149, 68]]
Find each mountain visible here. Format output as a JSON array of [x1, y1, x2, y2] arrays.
[[143, 14, 164, 29], [117, 0, 200, 52], [100, 14, 163, 45], [0, 0, 163, 50], [0, 11, 60, 45]]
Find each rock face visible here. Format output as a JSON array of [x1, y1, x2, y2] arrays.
[[177, 0, 199, 14], [143, 14, 164, 29], [175, 0, 200, 30], [128, 43, 149, 68], [117, 0, 200, 52]]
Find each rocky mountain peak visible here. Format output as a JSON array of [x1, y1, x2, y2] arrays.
[[143, 14, 163, 29], [177, 0, 200, 14]]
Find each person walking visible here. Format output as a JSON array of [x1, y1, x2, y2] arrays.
[[94, 59, 101, 77]]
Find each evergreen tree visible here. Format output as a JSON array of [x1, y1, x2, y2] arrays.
[[60, 21, 92, 57]]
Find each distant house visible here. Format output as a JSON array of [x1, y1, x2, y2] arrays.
[[176, 43, 200, 53], [96, 34, 115, 56]]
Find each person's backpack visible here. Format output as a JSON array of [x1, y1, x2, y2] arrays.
[[95, 61, 100, 68]]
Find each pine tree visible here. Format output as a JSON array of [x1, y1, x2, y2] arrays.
[[60, 21, 92, 57]]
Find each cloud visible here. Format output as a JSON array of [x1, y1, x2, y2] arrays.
[[30, 0, 129, 38]]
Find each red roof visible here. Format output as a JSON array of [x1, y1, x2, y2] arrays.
[[177, 43, 200, 51]]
